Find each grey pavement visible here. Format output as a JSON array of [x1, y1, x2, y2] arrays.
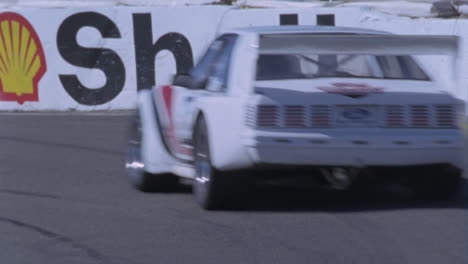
[[0, 113, 466, 264]]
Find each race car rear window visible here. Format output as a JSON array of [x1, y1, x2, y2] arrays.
[[256, 54, 430, 81]]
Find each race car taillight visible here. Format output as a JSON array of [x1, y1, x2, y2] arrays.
[[285, 105, 306, 127], [410, 105, 430, 127], [250, 104, 332, 128], [257, 105, 279, 127], [384, 104, 458, 128], [311, 105, 331, 127], [435, 105, 456, 128], [385, 105, 405, 127]]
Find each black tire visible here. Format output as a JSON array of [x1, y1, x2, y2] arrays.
[[125, 111, 178, 192], [192, 115, 249, 210], [409, 165, 462, 201]]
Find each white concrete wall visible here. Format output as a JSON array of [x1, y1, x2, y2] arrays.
[[0, 4, 465, 110]]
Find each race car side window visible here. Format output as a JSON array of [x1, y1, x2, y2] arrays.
[[189, 39, 224, 89], [206, 34, 238, 93]]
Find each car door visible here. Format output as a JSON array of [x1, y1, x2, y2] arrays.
[[175, 34, 238, 152], [156, 40, 223, 161]]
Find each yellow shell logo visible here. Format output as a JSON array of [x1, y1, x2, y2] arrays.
[[0, 12, 46, 104]]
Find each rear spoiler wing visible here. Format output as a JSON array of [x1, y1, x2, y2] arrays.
[[259, 34, 459, 57]]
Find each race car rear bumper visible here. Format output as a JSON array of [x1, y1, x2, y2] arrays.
[[243, 129, 465, 169]]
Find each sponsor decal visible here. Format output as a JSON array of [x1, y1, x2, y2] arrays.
[[57, 12, 125, 106], [55, 12, 325, 106], [57, 12, 193, 106], [0, 12, 344, 107], [0, 12, 46, 104], [318, 83, 384, 96], [159, 85, 193, 157]]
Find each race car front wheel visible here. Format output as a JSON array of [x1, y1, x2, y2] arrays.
[[193, 115, 249, 210], [125, 111, 177, 192]]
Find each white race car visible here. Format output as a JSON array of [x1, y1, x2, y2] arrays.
[[126, 26, 465, 209]]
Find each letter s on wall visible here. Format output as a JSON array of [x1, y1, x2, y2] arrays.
[[57, 12, 126, 106]]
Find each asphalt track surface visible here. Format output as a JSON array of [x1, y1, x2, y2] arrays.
[[0, 113, 467, 264]]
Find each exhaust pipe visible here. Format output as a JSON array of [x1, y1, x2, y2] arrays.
[[321, 167, 358, 190]]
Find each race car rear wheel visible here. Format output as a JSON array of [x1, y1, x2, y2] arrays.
[[193, 115, 248, 210], [125, 111, 177, 192], [409, 165, 462, 200]]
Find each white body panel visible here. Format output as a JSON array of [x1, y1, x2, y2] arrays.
[[137, 89, 174, 174], [243, 129, 464, 168], [196, 96, 253, 170]]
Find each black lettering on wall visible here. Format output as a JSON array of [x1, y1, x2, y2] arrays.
[[280, 14, 298, 25], [133, 13, 194, 90], [317, 14, 335, 26], [57, 12, 125, 105]]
